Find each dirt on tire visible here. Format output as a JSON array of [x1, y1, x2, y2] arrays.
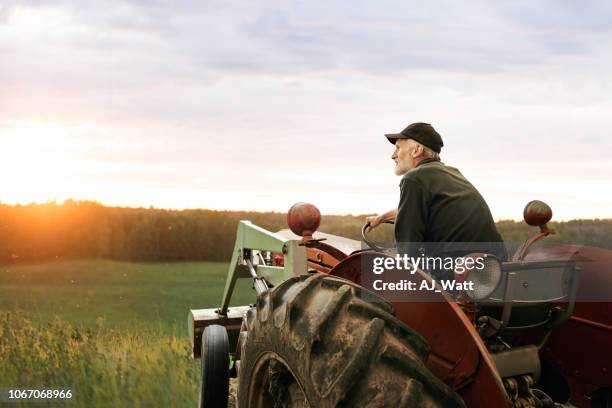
[[237, 273, 465, 407]]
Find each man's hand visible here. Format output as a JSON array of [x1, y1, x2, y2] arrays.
[[365, 215, 385, 231], [365, 208, 398, 231]]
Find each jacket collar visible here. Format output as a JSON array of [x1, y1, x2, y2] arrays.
[[415, 157, 440, 168]]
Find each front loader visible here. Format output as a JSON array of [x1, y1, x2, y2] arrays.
[[189, 201, 612, 407]]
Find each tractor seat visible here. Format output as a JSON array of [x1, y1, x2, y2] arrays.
[[480, 260, 579, 331]]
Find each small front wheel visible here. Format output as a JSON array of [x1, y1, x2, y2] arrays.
[[199, 324, 230, 408]]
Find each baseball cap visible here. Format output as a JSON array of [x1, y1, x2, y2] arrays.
[[385, 122, 444, 153]]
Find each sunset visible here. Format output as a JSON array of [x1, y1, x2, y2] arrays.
[[1, 2, 612, 407]]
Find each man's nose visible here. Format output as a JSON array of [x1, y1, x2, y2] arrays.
[[391, 150, 398, 160]]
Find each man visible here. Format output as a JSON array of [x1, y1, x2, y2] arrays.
[[366, 122, 506, 262]]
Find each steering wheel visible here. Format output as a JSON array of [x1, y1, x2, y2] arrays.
[[361, 220, 395, 251]]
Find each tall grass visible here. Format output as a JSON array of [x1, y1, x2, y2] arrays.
[[0, 312, 200, 407]]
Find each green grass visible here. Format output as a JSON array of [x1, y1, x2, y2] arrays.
[[0, 259, 255, 335], [0, 259, 254, 407], [0, 312, 200, 407]]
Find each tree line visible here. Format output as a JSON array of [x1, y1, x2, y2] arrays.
[[0, 201, 610, 263]]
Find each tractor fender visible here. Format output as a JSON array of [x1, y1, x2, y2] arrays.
[[329, 251, 511, 407]]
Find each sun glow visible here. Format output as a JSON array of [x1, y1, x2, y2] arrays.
[[0, 122, 92, 204]]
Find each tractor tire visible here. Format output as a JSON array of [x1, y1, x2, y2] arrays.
[[237, 273, 465, 408], [199, 324, 230, 408]]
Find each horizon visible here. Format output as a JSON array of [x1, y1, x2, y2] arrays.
[[2, 1, 612, 221], [2, 198, 611, 223]]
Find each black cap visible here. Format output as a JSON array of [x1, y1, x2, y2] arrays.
[[385, 122, 444, 153]]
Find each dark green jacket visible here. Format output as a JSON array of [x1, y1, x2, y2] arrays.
[[395, 158, 506, 259]]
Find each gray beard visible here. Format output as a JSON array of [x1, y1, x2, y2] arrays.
[[394, 165, 408, 176]]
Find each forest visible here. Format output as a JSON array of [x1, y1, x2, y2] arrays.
[[1, 201, 611, 263]]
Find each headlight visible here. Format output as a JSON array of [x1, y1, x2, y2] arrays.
[[454, 253, 502, 301]]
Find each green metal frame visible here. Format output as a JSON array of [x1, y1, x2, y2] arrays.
[[219, 221, 307, 314]]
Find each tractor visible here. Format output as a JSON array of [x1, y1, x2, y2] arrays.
[[188, 201, 612, 407]]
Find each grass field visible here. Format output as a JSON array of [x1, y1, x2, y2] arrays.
[[0, 259, 254, 334], [0, 259, 252, 407]]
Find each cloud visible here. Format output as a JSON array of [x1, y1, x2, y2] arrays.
[[4, 0, 611, 83], [496, 0, 612, 33]]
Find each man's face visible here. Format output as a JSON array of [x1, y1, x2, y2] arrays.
[[392, 139, 416, 176]]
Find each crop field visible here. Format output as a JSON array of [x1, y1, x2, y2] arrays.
[[0, 259, 251, 407]]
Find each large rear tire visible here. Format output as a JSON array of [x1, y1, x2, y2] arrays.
[[237, 273, 465, 407]]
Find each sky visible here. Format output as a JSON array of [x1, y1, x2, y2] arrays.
[[1, 0, 612, 220]]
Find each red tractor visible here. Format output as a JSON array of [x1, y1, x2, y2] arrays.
[[189, 201, 612, 407]]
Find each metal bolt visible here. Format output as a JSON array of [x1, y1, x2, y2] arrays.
[[522, 282, 528, 288]]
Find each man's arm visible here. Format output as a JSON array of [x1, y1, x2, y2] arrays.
[[365, 208, 397, 231]]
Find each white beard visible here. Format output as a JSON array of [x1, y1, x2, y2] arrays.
[[394, 159, 412, 176]]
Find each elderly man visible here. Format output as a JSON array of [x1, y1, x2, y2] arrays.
[[366, 122, 506, 261]]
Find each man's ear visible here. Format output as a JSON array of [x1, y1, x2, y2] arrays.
[[413, 142, 425, 157]]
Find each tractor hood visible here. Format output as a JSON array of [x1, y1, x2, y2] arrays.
[[275, 228, 362, 256]]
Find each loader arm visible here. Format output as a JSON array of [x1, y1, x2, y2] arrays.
[[190, 220, 307, 358], [219, 220, 308, 314]]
